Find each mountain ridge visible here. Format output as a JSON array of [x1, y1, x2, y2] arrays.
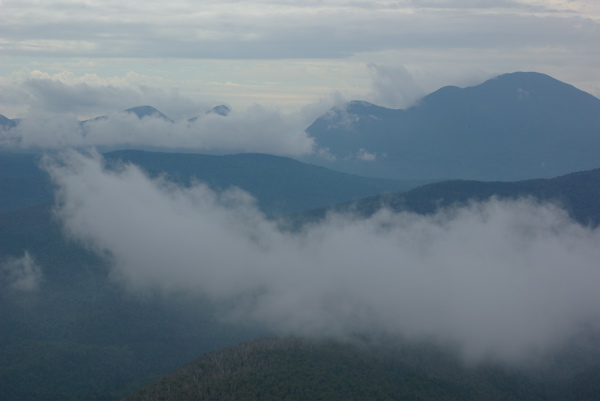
[[0, 149, 425, 215], [303, 71, 600, 181], [103, 149, 423, 215], [290, 166, 600, 229]]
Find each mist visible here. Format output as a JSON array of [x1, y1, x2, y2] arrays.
[[366, 64, 495, 109], [1, 105, 315, 157], [44, 150, 600, 364], [0, 251, 43, 292]]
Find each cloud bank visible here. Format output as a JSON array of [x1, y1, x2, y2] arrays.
[[0, 106, 316, 157], [0, 70, 206, 120], [45, 151, 600, 363], [0, 71, 337, 155]]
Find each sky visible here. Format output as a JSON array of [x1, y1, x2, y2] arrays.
[[1, 0, 600, 123], [43, 150, 600, 364]]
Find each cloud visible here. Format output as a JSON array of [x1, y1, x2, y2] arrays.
[[3, 0, 599, 60], [2, 0, 600, 113], [0, 71, 208, 120], [362, 63, 495, 110], [44, 151, 600, 363], [0, 105, 316, 157], [0, 71, 331, 156], [356, 148, 377, 161], [0, 251, 43, 292], [367, 64, 425, 109]]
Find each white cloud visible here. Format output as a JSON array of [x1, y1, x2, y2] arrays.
[[0, 70, 207, 120], [0, 106, 316, 156], [1, 251, 43, 292], [44, 150, 600, 363], [356, 148, 377, 161]]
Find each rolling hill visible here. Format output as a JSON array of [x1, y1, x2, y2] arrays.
[[121, 336, 600, 401], [103, 150, 424, 215], [292, 167, 600, 229], [0, 150, 425, 215]]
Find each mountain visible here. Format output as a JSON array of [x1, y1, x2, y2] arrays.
[[121, 336, 599, 401], [0, 114, 17, 129], [207, 104, 231, 116], [103, 150, 425, 215], [293, 167, 600, 228], [123, 105, 174, 122], [304, 72, 600, 181], [0, 150, 425, 215], [189, 104, 231, 121], [80, 105, 175, 125]]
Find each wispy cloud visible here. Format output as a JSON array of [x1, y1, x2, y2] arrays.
[[4, 1, 598, 59], [0, 70, 207, 119], [44, 150, 600, 363], [0, 251, 43, 292]]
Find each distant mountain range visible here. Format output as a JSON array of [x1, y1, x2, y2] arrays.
[[294, 167, 600, 229], [302, 72, 600, 181], [0, 104, 230, 128], [103, 150, 424, 215], [0, 150, 424, 215], [2, 72, 599, 182]]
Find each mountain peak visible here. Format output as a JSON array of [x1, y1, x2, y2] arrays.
[[123, 105, 173, 122], [305, 71, 600, 181], [206, 104, 231, 116], [0, 114, 17, 129]]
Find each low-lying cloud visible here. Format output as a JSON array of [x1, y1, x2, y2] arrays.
[[0, 251, 43, 292], [45, 151, 600, 363], [1, 105, 315, 156], [0, 72, 205, 120]]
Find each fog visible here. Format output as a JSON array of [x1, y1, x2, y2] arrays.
[[1, 105, 316, 156], [44, 150, 600, 363]]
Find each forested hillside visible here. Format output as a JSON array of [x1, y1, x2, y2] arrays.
[[122, 337, 600, 401]]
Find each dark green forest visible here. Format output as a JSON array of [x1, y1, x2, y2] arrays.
[[122, 337, 600, 401]]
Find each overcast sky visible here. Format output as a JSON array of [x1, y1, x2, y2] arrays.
[[1, 0, 599, 119]]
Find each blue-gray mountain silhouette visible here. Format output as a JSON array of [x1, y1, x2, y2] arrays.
[[304, 72, 600, 181], [188, 105, 231, 122], [206, 104, 231, 116], [0, 114, 17, 129], [123, 105, 174, 122]]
